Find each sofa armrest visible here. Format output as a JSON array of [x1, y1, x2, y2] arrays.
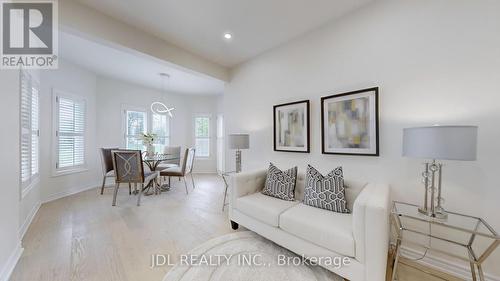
[[352, 183, 391, 281], [229, 169, 267, 209]]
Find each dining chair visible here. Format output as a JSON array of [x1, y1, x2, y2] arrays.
[[99, 147, 121, 195], [157, 146, 181, 170], [160, 148, 196, 194], [111, 150, 158, 206]]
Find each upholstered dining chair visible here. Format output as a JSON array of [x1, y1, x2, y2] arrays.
[[157, 146, 182, 170], [111, 150, 158, 206], [160, 148, 196, 194], [100, 147, 120, 195]]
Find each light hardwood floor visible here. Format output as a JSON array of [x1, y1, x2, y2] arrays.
[[10, 174, 460, 281]]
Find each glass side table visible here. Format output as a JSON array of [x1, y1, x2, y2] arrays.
[[391, 201, 500, 281], [221, 171, 237, 211]]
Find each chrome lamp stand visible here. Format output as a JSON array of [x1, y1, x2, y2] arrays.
[[235, 149, 242, 173], [419, 160, 447, 219]]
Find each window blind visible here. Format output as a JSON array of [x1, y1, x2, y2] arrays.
[[125, 110, 147, 150], [152, 113, 170, 152], [56, 95, 85, 170], [20, 71, 39, 188], [194, 116, 210, 157]]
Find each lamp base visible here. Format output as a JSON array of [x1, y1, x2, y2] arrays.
[[434, 206, 448, 219], [235, 150, 242, 173], [419, 161, 448, 220], [418, 207, 430, 216], [418, 207, 448, 219]]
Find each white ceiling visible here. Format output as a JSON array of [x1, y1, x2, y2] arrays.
[[76, 0, 374, 67], [59, 31, 226, 95]]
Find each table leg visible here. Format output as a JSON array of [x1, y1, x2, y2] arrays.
[[222, 183, 228, 211], [470, 261, 477, 281], [222, 175, 229, 211], [477, 264, 485, 281], [391, 239, 401, 281], [143, 183, 153, 196], [154, 178, 160, 195], [159, 176, 172, 192]]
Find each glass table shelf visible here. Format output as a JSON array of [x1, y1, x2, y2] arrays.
[[391, 201, 500, 281]]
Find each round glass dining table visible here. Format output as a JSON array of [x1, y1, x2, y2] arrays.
[[142, 153, 180, 195]]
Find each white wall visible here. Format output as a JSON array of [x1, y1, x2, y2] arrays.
[[0, 70, 22, 281], [18, 180, 40, 239], [39, 59, 100, 201], [224, 0, 500, 278], [95, 76, 219, 173]]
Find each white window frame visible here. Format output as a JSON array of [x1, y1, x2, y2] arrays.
[[52, 89, 87, 176], [19, 70, 40, 197], [194, 114, 211, 158], [151, 112, 171, 151], [216, 114, 225, 173], [121, 105, 171, 152], [122, 105, 148, 150]]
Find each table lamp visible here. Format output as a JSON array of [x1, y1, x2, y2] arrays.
[[402, 125, 478, 219], [229, 134, 250, 173]]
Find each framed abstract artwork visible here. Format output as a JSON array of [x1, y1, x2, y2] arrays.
[[321, 87, 379, 156], [273, 100, 310, 153]]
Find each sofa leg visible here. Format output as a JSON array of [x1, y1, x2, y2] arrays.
[[230, 221, 239, 230]]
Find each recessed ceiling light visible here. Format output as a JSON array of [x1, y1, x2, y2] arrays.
[[223, 33, 232, 40]]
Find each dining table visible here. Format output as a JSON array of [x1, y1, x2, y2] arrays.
[[142, 153, 180, 195]]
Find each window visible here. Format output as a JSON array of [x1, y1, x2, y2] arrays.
[[20, 71, 39, 191], [194, 116, 210, 157], [123, 109, 170, 152], [152, 113, 170, 153], [54, 93, 86, 173], [124, 109, 147, 150], [216, 114, 225, 173]]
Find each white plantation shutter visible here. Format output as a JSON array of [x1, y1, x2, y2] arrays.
[[55, 94, 86, 170], [194, 116, 210, 157], [124, 109, 147, 150], [152, 113, 170, 152], [31, 88, 39, 176], [20, 71, 39, 189]]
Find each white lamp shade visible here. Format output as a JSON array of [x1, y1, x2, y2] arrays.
[[402, 126, 478, 161], [229, 134, 249, 149]]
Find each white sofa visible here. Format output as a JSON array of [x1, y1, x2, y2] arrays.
[[229, 169, 391, 281]]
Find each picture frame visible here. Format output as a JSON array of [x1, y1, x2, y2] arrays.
[[321, 87, 379, 156], [273, 100, 310, 153]]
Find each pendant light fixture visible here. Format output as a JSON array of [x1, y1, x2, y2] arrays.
[[151, 72, 175, 118]]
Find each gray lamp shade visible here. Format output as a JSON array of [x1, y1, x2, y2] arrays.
[[402, 126, 478, 161], [228, 134, 250, 150]]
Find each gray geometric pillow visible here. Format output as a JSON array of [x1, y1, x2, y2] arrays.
[[303, 165, 349, 213], [261, 163, 297, 201]]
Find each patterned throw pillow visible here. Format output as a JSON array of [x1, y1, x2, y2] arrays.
[[303, 165, 349, 213], [261, 163, 297, 201]]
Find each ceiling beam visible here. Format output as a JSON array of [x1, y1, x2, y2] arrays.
[[59, 0, 229, 82]]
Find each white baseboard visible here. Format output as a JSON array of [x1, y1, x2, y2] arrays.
[[19, 200, 41, 239], [400, 246, 500, 281], [42, 182, 99, 204], [0, 242, 23, 281]]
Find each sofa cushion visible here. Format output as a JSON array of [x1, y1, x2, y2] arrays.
[[236, 193, 299, 227], [279, 203, 355, 257], [344, 180, 367, 212], [261, 163, 297, 201], [294, 174, 367, 210], [303, 165, 349, 213]]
